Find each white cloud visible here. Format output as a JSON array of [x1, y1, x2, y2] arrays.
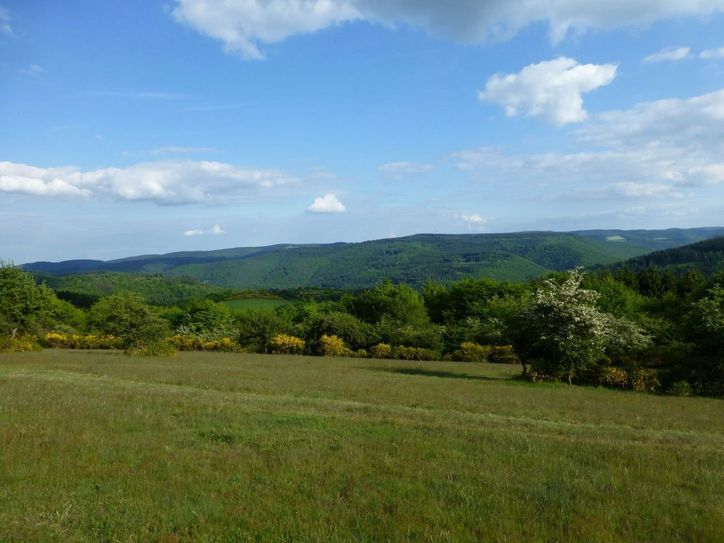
[[184, 224, 226, 236], [643, 46, 690, 63], [458, 213, 489, 231], [21, 64, 47, 77], [171, 1, 724, 59], [378, 161, 433, 177], [0, 160, 296, 204], [172, 0, 359, 59], [700, 47, 724, 59], [0, 7, 12, 36], [462, 213, 486, 224], [577, 89, 724, 155], [456, 88, 724, 200], [307, 193, 346, 213], [478, 57, 617, 126]]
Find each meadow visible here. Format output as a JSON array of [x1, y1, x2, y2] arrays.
[[0, 350, 722, 542]]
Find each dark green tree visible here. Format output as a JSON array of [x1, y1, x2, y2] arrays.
[[89, 293, 169, 349], [0, 263, 57, 338]]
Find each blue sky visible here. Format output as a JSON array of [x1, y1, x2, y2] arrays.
[[2, 0, 724, 262]]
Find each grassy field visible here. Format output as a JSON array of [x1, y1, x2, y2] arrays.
[[0, 351, 722, 542], [220, 298, 291, 311]]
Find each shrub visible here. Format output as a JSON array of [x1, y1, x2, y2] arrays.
[[627, 368, 660, 393], [393, 345, 438, 361], [168, 334, 240, 352], [125, 341, 177, 357], [269, 334, 306, 355], [451, 342, 491, 362], [0, 336, 41, 353], [489, 345, 520, 365], [319, 334, 350, 357], [669, 380, 693, 397], [599, 367, 629, 389], [42, 332, 122, 350], [370, 342, 393, 359]]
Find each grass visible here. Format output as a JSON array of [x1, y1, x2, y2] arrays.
[[220, 298, 291, 311], [0, 350, 722, 542]]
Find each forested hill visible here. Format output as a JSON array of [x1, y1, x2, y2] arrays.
[[611, 236, 724, 275], [22, 227, 724, 289]]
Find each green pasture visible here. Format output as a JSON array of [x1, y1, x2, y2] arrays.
[[0, 350, 722, 542]]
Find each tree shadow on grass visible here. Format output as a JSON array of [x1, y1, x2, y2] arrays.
[[366, 366, 509, 382]]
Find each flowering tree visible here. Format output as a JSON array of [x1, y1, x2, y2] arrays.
[[518, 269, 649, 384]]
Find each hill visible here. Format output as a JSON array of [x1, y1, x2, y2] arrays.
[[22, 227, 724, 289], [612, 235, 724, 275], [35, 272, 231, 307]]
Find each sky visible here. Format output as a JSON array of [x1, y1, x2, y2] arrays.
[[1, 1, 724, 263]]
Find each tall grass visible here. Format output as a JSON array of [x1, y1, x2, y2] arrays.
[[0, 350, 722, 542]]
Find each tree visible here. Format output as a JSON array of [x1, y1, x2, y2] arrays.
[[0, 263, 57, 338], [89, 293, 169, 349], [348, 280, 429, 327], [516, 269, 648, 384]]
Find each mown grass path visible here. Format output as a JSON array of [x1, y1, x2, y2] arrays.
[[1, 351, 722, 542]]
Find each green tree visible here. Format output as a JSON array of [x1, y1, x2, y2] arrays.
[[0, 263, 57, 338], [516, 269, 648, 384], [348, 280, 429, 327], [89, 293, 169, 349]]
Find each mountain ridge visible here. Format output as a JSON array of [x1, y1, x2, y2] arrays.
[[22, 227, 724, 289]]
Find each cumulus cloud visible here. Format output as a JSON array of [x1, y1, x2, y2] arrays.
[[0, 7, 11, 36], [0, 160, 296, 204], [478, 57, 617, 126], [643, 46, 690, 63], [457, 213, 489, 231], [307, 193, 346, 213], [184, 224, 226, 236], [700, 47, 724, 59], [456, 88, 724, 200], [171, 0, 724, 59], [378, 161, 433, 177]]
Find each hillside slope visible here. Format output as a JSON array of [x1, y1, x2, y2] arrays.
[[22, 227, 724, 289], [612, 236, 724, 275]]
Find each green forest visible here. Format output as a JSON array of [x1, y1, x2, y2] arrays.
[[3, 248, 723, 397]]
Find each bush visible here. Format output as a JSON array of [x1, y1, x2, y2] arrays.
[[627, 368, 660, 393], [489, 345, 520, 365], [669, 380, 693, 397], [370, 342, 393, 359], [168, 334, 240, 352], [42, 332, 122, 350], [598, 367, 629, 389], [451, 342, 491, 362], [125, 341, 177, 357], [269, 334, 306, 355], [393, 345, 439, 361], [319, 334, 350, 357], [0, 336, 41, 353]]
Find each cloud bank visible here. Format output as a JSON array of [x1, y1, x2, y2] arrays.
[[457, 88, 724, 199], [172, 0, 724, 59], [0, 160, 296, 205]]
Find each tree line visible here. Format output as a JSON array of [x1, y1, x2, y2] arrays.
[[1, 262, 722, 397]]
